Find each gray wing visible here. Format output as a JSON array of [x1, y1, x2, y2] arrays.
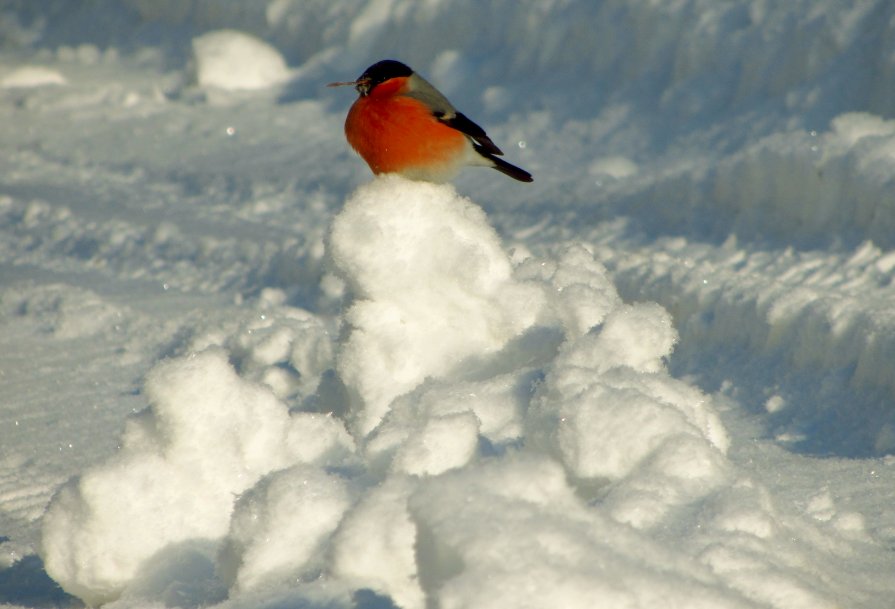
[[405, 73, 504, 156]]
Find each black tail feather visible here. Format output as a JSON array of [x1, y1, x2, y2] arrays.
[[474, 145, 533, 182], [492, 156, 533, 182]]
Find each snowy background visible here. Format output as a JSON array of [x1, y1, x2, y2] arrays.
[[2, 1, 895, 608]]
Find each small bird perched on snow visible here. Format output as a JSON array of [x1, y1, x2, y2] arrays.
[[329, 59, 533, 183]]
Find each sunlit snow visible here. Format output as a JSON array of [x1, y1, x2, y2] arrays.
[[2, 2, 895, 609]]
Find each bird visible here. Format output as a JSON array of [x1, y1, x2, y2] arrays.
[[328, 59, 532, 183]]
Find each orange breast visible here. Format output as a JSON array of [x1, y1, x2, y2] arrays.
[[345, 85, 468, 177]]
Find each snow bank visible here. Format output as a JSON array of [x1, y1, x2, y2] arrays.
[[622, 111, 895, 249], [603, 109, 895, 455], [70, 0, 889, 135]]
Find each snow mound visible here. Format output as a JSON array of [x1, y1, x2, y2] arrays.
[[191, 30, 291, 91], [40, 348, 353, 607], [526, 301, 731, 529], [328, 176, 546, 437]]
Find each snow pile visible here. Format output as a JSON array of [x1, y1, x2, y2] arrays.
[[41, 349, 353, 607], [191, 30, 292, 91], [38, 176, 873, 609], [328, 176, 546, 437], [527, 303, 732, 529]]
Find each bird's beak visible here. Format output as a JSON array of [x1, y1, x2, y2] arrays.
[[326, 78, 371, 96]]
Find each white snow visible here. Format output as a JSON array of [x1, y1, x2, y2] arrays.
[[191, 30, 292, 91], [329, 176, 545, 437], [40, 348, 354, 606], [2, 2, 895, 609], [0, 66, 66, 88], [219, 463, 355, 594]]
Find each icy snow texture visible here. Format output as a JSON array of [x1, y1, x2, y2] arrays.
[[2, 1, 895, 609]]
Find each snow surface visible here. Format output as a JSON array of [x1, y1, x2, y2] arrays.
[[2, 1, 895, 608]]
